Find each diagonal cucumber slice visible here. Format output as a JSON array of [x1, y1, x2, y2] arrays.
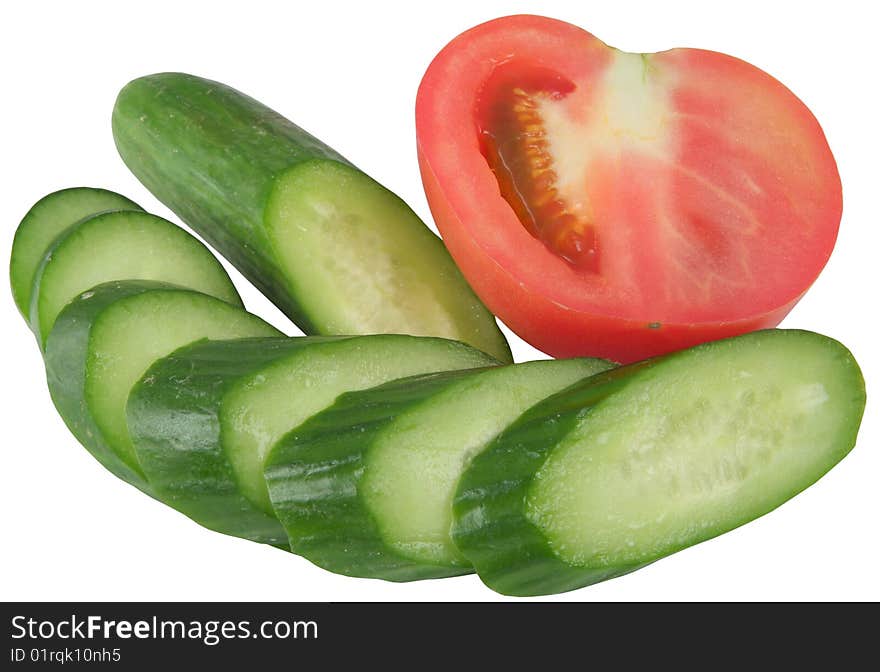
[[223, 334, 500, 516], [127, 334, 498, 544], [129, 337, 336, 543], [266, 160, 508, 359], [452, 329, 866, 596], [10, 187, 142, 319], [127, 335, 495, 545], [44, 281, 280, 491], [31, 210, 242, 346], [265, 356, 613, 581]]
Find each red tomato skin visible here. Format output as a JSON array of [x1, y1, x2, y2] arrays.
[[416, 15, 841, 363]]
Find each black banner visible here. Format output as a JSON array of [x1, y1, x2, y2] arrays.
[[1, 602, 872, 667]]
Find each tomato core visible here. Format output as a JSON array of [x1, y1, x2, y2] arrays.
[[476, 64, 598, 271]]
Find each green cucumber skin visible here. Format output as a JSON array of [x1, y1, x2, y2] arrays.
[[128, 336, 344, 545], [266, 369, 494, 581], [452, 330, 866, 596], [112, 73, 355, 334], [112, 73, 511, 363], [10, 187, 143, 319], [43, 281, 176, 494]]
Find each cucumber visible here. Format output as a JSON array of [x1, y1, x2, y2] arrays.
[[30, 210, 242, 346], [112, 72, 511, 362], [265, 357, 614, 581], [10, 187, 142, 319], [452, 330, 866, 596], [127, 334, 498, 544], [44, 281, 281, 490]]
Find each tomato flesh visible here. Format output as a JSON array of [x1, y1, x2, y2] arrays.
[[417, 16, 842, 362], [477, 64, 598, 270]]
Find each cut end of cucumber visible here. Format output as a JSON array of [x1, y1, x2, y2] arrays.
[[224, 334, 499, 514], [266, 160, 511, 362], [32, 210, 242, 344], [363, 358, 615, 567], [10, 187, 142, 318], [526, 331, 865, 569], [84, 287, 280, 474]]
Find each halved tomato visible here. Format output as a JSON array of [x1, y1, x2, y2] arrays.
[[416, 15, 842, 362]]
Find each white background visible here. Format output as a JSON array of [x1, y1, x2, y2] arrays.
[[1, 0, 877, 601]]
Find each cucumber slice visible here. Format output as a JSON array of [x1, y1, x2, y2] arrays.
[[113, 72, 511, 362], [266, 160, 500, 340], [31, 210, 242, 346], [44, 281, 280, 490], [265, 357, 613, 581], [10, 187, 142, 319], [452, 330, 866, 596], [128, 335, 497, 544]]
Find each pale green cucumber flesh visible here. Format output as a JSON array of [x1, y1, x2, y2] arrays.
[[224, 334, 500, 515], [85, 289, 280, 474], [530, 333, 863, 567], [265, 160, 510, 362], [11, 187, 142, 318], [362, 358, 614, 566], [452, 330, 866, 596], [31, 210, 241, 344]]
